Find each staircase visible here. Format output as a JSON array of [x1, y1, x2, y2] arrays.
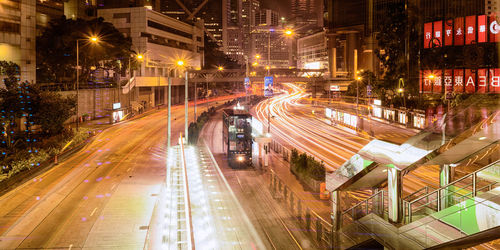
[[339, 160, 500, 249]]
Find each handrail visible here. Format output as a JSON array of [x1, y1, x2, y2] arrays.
[[407, 159, 500, 223], [403, 186, 432, 201], [409, 159, 500, 205], [342, 190, 385, 216], [179, 133, 195, 250]]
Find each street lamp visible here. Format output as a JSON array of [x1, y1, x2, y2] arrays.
[[218, 66, 224, 71], [356, 76, 362, 121], [128, 53, 143, 112], [76, 35, 99, 131], [255, 54, 261, 59]]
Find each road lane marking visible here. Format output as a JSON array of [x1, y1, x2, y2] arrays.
[[127, 167, 132, 172], [90, 207, 97, 217], [68, 244, 73, 250]]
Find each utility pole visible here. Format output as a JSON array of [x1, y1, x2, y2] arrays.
[[185, 71, 189, 143]]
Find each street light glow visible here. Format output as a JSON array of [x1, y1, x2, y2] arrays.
[[177, 60, 185, 66], [252, 62, 259, 66], [218, 66, 224, 71], [137, 54, 144, 60], [398, 88, 404, 93], [265, 66, 270, 70], [255, 54, 260, 59], [357, 76, 362, 80], [428, 74, 435, 79], [90, 36, 99, 43], [284, 29, 293, 36]]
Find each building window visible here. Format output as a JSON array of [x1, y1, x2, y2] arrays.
[[147, 20, 193, 39]]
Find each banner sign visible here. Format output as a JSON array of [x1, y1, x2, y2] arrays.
[[421, 68, 500, 94], [264, 76, 273, 97], [425, 14, 500, 47]]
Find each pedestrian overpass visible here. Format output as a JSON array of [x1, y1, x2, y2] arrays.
[[326, 94, 500, 249]]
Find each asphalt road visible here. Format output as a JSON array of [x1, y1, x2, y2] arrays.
[[0, 96, 237, 249]]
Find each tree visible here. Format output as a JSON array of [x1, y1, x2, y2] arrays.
[[374, 2, 419, 106], [36, 16, 134, 84], [202, 34, 242, 70], [32, 92, 76, 136]]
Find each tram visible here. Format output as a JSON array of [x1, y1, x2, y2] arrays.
[[222, 108, 253, 168]]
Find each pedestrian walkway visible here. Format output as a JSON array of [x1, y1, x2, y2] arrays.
[[147, 141, 265, 249]]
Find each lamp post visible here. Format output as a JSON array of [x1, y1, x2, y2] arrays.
[[76, 36, 99, 131], [356, 76, 362, 120]]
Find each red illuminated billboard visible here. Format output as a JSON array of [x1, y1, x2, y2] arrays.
[[453, 69, 464, 93], [478, 69, 488, 93], [478, 15, 487, 43], [466, 69, 477, 93], [444, 20, 453, 46], [444, 69, 453, 93], [433, 70, 442, 93], [433, 21, 443, 47], [454, 17, 465, 45], [492, 69, 500, 93], [424, 22, 433, 48], [465, 16, 476, 44], [490, 14, 500, 42], [422, 70, 432, 93]]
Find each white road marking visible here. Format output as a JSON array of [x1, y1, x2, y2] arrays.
[[127, 167, 132, 172], [68, 244, 73, 250], [90, 207, 97, 217]]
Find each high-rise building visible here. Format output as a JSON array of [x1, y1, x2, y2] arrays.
[[251, 8, 294, 69], [290, 0, 323, 30], [241, 0, 260, 58], [256, 9, 279, 26], [160, 0, 223, 46]]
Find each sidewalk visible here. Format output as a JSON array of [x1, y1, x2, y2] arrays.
[[266, 148, 331, 220]]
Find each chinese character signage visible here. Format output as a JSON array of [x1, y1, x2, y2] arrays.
[[434, 21, 442, 47], [425, 14, 500, 47], [478, 15, 487, 43], [422, 68, 500, 94], [424, 22, 433, 48], [454, 17, 465, 45], [465, 15, 476, 44], [444, 20, 453, 46]]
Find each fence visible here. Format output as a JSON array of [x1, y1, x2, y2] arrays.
[[267, 169, 333, 248]]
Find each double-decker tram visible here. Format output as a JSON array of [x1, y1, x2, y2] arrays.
[[222, 108, 253, 168]]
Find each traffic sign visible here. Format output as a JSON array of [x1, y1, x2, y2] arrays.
[[367, 84, 372, 96]]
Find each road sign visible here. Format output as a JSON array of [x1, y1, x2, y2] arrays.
[[264, 76, 273, 97], [330, 85, 340, 91]]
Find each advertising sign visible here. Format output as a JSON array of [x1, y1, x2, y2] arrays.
[[454, 17, 465, 45], [465, 16, 476, 44], [444, 69, 453, 94], [244, 77, 250, 89], [434, 21, 443, 47], [264, 76, 273, 97], [465, 69, 477, 93], [330, 85, 340, 91], [422, 70, 433, 93], [444, 19, 454, 46], [112, 102, 121, 110], [424, 22, 433, 48], [490, 14, 500, 42], [478, 15, 487, 43], [492, 68, 500, 93], [453, 69, 464, 93], [433, 70, 442, 93], [478, 69, 488, 93]]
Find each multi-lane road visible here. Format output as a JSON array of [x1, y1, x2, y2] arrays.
[[0, 97, 234, 249]]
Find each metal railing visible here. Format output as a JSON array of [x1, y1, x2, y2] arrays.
[[268, 169, 333, 248], [403, 186, 434, 202], [404, 160, 499, 223], [341, 190, 388, 225]]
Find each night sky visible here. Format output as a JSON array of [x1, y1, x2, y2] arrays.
[[262, 0, 291, 17]]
